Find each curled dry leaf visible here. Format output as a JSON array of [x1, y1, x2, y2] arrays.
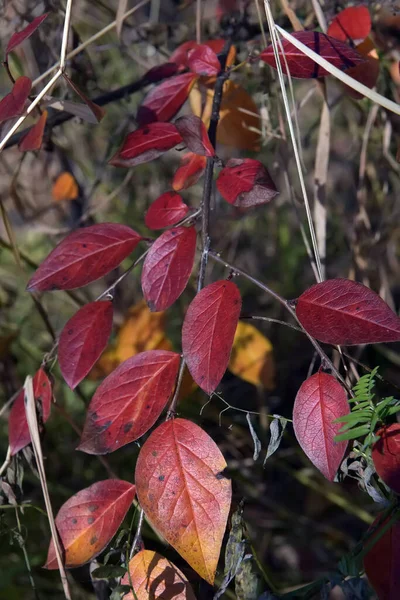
[[58, 301, 113, 389], [78, 350, 180, 454], [18, 110, 48, 152], [182, 280, 242, 393], [109, 122, 183, 168], [135, 418, 231, 584], [295, 278, 400, 345], [145, 191, 189, 230], [9, 369, 52, 456], [327, 6, 371, 42], [172, 152, 207, 191], [45, 480, 136, 569], [175, 115, 215, 157], [121, 550, 196, 600], [216, 158, 278, 208], [141, 226, 197, 312], [26, 223, 141, 292], [293, 372, 349, 481], [372, 424, 400, 495], [0, 76, 32, 123], [261, 31, 365, 78], [5, 13, 48, 56], [187, 44, 221, 76], [52, 172, 79, 202], [364, 514, 400, 600], [137, 73, 198, 126], [229, 321, 275, 389]]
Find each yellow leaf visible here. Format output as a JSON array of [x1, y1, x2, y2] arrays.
[[52, 172, 79, 202], [229, 321, 275, 389], [190, 80, 261, 151]]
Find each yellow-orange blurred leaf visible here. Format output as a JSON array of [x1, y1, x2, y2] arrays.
[[121, 550, 196, 600], [52, 172, 79, 202], [229, 321, 275, 389], [190, 80, 261, 151]]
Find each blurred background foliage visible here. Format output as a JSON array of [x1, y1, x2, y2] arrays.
[[1, 0, 400, 598]]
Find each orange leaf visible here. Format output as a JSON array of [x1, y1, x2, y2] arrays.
[[52, 172, 79, 202], [45, 480, 136, 569], [172, 152, 207, 191], [18, 110, 48, 152], [135, 418, 231, 584], [121, 550, 196, 600], [229, 321, 275, 389], [343, 38, 379, 100]]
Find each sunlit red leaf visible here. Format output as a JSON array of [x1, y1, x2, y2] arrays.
[[170, 41, 199, 67], [5, 13, 48, 56], [327, 6, 371, 42], [26, 223, 141, 292], [141, 226, 197, 312], [175, 115, 214, 157], [137, 73, 198, 126], [145, 191, 189, 230], [216, 158, 278, 207], [364, 514, 400, 600], [52, 172, 79, 202], [135, 418, 231, 584], [18, 110, 48, 152], [78, 350, 180, 454], [182, 280, 241, 393], [109, 122, 183, 168], [261, 31, 365, 78], [0, 76, 32, 123], [45, 479, 136, 569], [296, 279, 400, 345], [172, 152, 207, 191], [293, 372, 349, 480], [187, 44, 221, 76], [372, 424, 400, 495], [122, 550, 196, 600], [9, 369, 52, 456], [205, 40, 236, 68], [58, 301, 113, 389], [142, 62, 179, 83]]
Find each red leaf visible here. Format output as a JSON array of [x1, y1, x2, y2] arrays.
[[0, 76, 32, 123], [182, 280, 242, 393], [142, 62, 179, 84], [9, 369, 52, 456], [78, 350, 180, 454], [260, 31, 365, 78], [145, 191, 189, 230], [364, 514, 400, 600], [135, 418, 231, 584], [293, 372, 349, 481], [327, 6, 371, 42], [18, 110, 47, 152], [372, 424, 400, 495], [141, 226, 197, 312], [137, 73, 198, 126], [58, 301, 113, 389], [172, 152, 207, 191], [45, 479, 136, 569], [175, 115, 215, 157], [295, 279, 400, 345], [26, 223, 141, 292], [109, 123, 183, 168], [170, 41, 199, 67], [216, 158, 278, 207], [5, 13, 48, 56], [187, 44, 221, 76]]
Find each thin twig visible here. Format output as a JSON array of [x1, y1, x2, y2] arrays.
[[0, 446, 12, 477], [129, 508, 145, 559]]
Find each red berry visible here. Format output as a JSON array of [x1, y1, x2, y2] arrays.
[[372, 423, 400, 494]]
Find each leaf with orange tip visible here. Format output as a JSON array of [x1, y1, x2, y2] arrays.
[[137, 73, 198, 126], [121, 550, 197, 600], [52, 172, 79, 202], [327, 5, 371, 43], [135, 418, 231, 584], [5, 13, 48, 57], [172, 152, 207, 191], [175, 115, 215, 157], [188, 44, 221, 76], [343, 38, 379, 100], [0, 76, 31, 124], [18, 110, 48, 152], [45, 480, 136, 569], [8, 369, 52, 456]]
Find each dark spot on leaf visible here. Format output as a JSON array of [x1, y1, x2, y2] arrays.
[[82, 244, 87, 248], [158, 475, 165, 481], [143, 127, 150, 135], [90, 536, 98, 545], [72, 518, 77, 524], [42, 381, 47, 387], [124, 422, 133, 433], [152, 450, 158, 457], [68, 329, 73, 335], [88, 517, 95, 524], [51, 284, 58, 291], [88, 504, 98, 513], [146, 405, 150, 409], [234, 299, 239, 305], [99, 420, 112, 432]]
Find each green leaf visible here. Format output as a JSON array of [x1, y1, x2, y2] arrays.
[[335, 425, 370, 442], [91, 565, 126, 579]]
